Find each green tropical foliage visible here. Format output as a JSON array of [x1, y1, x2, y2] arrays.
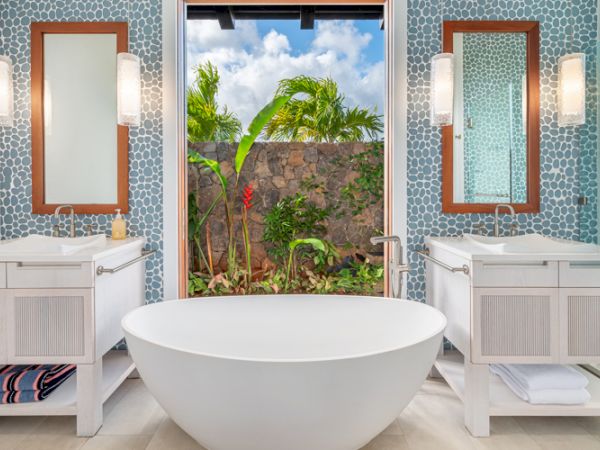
[[188, 94, 293, 277], [262, 193, 330, 261], [188, 260, 384, 296], [187, 62, 242, 143], [285, 238, 326, 291], [187, 62, 239, 270], [264, 76, 383, 143], [188, 152, 228, 192], [188, 165, 225, 276], [339, 142, 385, 216], [186, 66, 384, 297]]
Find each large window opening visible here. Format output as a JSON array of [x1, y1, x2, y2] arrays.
[[185, 4, 386, 297]]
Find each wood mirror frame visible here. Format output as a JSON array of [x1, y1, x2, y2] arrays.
[[441, 21, 540, 214], [31, 22, 129, 214]]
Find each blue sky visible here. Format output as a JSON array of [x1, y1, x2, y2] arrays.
[[186, 19, 384, 130], [254, 20, 384, 64]]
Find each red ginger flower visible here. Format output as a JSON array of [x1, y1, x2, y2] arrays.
[[242, 184, 253, 210]]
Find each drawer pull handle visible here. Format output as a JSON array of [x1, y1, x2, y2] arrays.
[[96, 249, 156, 276], [416, 248, 470, 275], [568, 261, 600, 268], [482, 261, 549, 268], [15, 262, 83, 269]]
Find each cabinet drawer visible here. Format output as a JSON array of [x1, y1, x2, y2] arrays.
[[472, 261, 558, 287], [0, 263, 5, 288], [559, 261, 600, 287], [6, 262, 93, 288], [472, 288, 559, 363]]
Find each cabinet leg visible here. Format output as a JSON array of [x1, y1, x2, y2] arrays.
[[464, 360, 490, 437], [76, 359, 103, 437], [429, 341, 444, 378]]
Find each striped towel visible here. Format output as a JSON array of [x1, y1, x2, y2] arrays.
[[0, 364, 76, 404]]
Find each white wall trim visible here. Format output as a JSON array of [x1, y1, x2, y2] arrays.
[[388, 0, 408, 298], [162, 0, 184, 300]]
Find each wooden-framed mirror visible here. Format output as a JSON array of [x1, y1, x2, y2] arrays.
[[441, 21, 540, 213], [31, 22, 129, 214]]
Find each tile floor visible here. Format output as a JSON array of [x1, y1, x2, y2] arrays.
[[0, 377, 599, 450]]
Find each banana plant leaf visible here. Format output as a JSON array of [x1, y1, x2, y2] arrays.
[[198, 191, 223, 226], [188, 151, 228, 193], [289, 238, 326, 252], [235, 95, 291, 176]]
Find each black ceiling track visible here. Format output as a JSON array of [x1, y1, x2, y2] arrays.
[[187, 5, 384, 30]]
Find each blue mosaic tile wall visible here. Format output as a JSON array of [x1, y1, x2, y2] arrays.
[[0, 0, 163, 303], [407, 0, 598, 300]]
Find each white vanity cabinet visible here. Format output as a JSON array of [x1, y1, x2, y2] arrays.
[[423, 236, 600, 437], [0, 237, 148, 436]]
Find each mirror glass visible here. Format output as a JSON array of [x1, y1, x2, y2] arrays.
[[43, 34, 118, 204], [452, 32, 528, 204]]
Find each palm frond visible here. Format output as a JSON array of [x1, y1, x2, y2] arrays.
[[186, 62, 242, 143], [266, 75, 382, 143]]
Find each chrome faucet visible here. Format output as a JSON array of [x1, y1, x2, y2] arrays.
[[494, 204, 517, 237], [370, 235, 410, 299], [54, 205, 76, 238]]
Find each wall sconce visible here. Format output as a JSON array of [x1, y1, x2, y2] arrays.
[[117, 52, 141, 127], [557, 53, 586, 127], [430, 53, 454, 126], [0, 55, 14, 127]]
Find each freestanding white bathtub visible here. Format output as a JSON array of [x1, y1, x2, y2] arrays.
[[122, 295, 446, 450]]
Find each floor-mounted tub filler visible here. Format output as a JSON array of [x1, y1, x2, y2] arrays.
[[122, 295, 446, 450]]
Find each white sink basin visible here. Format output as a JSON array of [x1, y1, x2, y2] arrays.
[[0, 234, 108, 256], [464, 233, 599, 254]]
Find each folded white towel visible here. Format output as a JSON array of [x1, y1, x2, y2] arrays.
[[490, 365, 591, 405], [492, 363, 589, 391]]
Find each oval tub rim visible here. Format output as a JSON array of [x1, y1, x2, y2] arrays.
[[121, 294, 447, 364]]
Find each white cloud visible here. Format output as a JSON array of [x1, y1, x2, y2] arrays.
[[263, 30, 291, 54], [187, 20, 260, 54], [312, 21, 372, 64], [186, 20, 384, 131]]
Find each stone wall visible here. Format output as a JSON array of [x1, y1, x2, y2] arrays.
[[188, 142, 384, 271]]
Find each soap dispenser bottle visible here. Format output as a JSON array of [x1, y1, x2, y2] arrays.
[[111, 209, 126, 240]]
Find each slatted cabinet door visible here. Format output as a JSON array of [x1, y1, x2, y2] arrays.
[[472, 287, 560, 363], [4, 288, 94, 364], [559, 288, 600, 364]]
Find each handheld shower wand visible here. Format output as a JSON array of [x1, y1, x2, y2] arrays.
[[370, 235, 410, 299]]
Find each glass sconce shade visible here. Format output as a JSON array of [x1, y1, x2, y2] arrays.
[[430, 53, 454, 126], [557, 53, 585, 126], [117, 52, 141, 127], [0, 55, 14, 127]]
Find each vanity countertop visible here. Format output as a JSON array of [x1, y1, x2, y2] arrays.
[[0, 236, 146, 263], [426, 234, 600, 262]]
